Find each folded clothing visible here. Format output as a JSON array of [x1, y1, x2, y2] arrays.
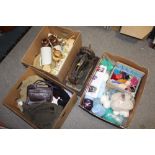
[[46, 80, 70, 108], [23, 102, 63, 129]]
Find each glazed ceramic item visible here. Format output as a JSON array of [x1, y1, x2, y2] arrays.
[[42, 64, 51, 73], [40, 47, 52, 65], [48, 34, 60, 46], [41, 38, 50, 47], [53, 49, 63, 62], [53, 45, 62, 52]]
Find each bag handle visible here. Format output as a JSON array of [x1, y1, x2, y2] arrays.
[[33, 80, 53, 88]]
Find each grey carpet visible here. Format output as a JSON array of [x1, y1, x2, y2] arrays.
[[0, 26, 155, 129]]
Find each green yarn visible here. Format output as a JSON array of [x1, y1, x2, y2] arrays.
[[100, 58, 114, 72], [103, 108, 124, 126]]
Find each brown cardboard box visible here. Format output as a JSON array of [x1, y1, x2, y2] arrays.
[[111, 26, 121, 31], [120, 26, 153, 39], [2, 67, 77, 129], [80, 52, 148, 128], [21, 26, 82, 82]]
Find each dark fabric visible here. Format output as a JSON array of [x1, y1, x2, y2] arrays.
[[148, 27, 155, 49], [23, 102, 63, 129], [148, 27, 155, 40], [46, 80, 70, 108], [0, 26, 30, 62]]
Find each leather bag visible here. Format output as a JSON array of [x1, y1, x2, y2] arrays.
[[26, 80, 53, 103]]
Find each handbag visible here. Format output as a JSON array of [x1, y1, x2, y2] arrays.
[[26, 80, 53, 103], [68, 46, 96, 85]]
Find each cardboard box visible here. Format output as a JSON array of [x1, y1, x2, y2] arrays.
[[2, 67, 77, 129], [80, 52, 148, 128], [111, 26, 121, 31], [21, 26, 82, 82], [120, 26, 153, 39]]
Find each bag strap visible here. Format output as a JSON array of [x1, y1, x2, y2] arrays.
[[33, 80, 53, 88]]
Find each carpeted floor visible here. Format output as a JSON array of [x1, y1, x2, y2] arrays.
[[0, 26, 155, 129]]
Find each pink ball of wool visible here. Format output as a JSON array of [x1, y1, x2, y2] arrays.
[[130, 77, 139, 86]]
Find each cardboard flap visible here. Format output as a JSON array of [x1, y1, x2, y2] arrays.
[[49, 26, 77, 39], [120, 26, 153, 39]]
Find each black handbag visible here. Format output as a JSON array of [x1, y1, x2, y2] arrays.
[[68, 46, 96, 85], [26, 80, 53, 103]]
